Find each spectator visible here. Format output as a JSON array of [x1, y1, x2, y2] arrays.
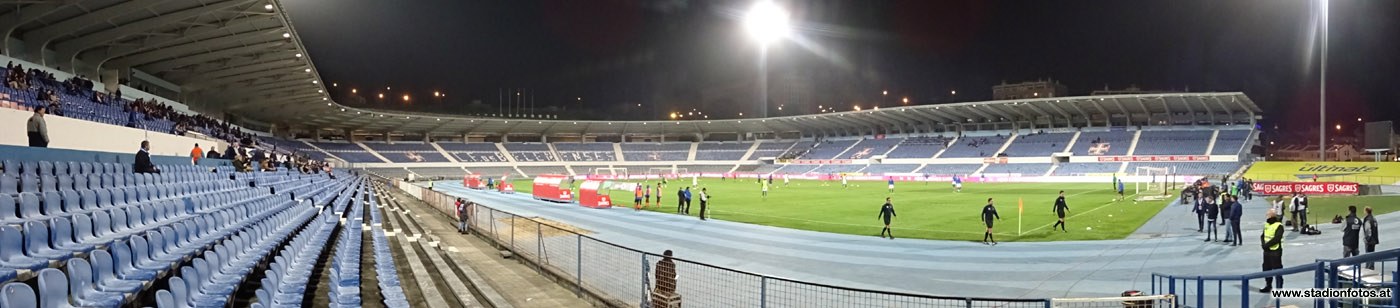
[[206, 147, 220, 159], [134, 140, 161, 174], [1342, 205, 1361, 258], [191, 144, 203, 165], [1259, 210, 1284, 293], [224, 144, 237, 159], [27, 106, 48, 147], [651, 250, 679, 306], [1362, 206, 1378, 269]]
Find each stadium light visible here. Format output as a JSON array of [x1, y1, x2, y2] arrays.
[[264, 4, 273, 11], [951, 90, 957, 95], [853, 105, 861, 111], [403, 94, 410, 101], [351, 89, 357, 94], [744, 1, 790, 45], [304, 68, 310, 72], [377, 93, 384, 99], [283, 33, 291, 38], [1335, 124, 1342, 131], [882, 90, 888, 96], [901, 97, 909, 104], [294, 53, 302, 58]]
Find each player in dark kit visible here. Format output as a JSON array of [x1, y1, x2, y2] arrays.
[[1051, 191, 1070, 232], [981, 198, 1001, 245], [877, 197, 897, 239]]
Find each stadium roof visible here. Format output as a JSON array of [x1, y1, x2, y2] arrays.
[[1, 0, 332, 117], [314, 92, 1261, 137]]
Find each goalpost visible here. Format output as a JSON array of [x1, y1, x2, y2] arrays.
[[647, 167, 688, 177], [1134, 166, 1175, 201], [592, 167, 629, 176]]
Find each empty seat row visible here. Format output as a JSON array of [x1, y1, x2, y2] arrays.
[[0, 196, 310, 307], [253, 207, 341, 307], [156, 200, 317, 308], [2, 172, 228, 196], [1, 181, 239, 225], [2, 161, 131, 178], [328, 198, 365, 306], [366, 190, 409, 306]]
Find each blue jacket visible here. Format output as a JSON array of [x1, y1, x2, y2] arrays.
[[1229, 201, 1243, 221]]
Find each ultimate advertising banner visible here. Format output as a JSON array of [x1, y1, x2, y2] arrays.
[[1244, 162, 1400, 185], [1251, 182, 1360, 196]]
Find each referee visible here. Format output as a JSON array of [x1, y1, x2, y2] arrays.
[[982, 198, 1001, 245], [1052, 191, 1070, 232], [877, 197, 896, 239]]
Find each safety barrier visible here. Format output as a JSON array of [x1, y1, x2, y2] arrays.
[[1152, 248, 1400, 308], [389, 178, 1055, 308]]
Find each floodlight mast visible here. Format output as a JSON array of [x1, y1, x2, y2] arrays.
[[744, 1, 790, 119]]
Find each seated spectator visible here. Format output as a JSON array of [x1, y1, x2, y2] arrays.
[[206, 147, 221, 159], [134, 141, 161, 174]]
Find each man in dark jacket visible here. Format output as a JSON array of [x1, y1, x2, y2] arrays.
[[1342, 205, 1362, 258], [134, 141, 161, 174], [1229, 195, 1243, 246], [1203, 196, 1218, 242], [1260, 211, 1285, 293], [1220, 195, 1234, 243], [676, 187, 685, 214], [1192, 197, 1207, 232], [1363, 206, 1379, 269], [877, 197, 897, 239]]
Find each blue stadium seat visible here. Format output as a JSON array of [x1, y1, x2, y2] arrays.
[[0, 195, 16, 225], [0, 225, 48, 271], [51, 161, 66, 175], [56, 175, 73, 192], [53, 162, 68, 176], [17, 192, 44, 221], [111, 175, 125, 188], [37, 162, 53, 177], [40, 192, 62, 218], [49, 218, 95, 255], [60, 190, 81, 215], [128, 236, 173, 273], [1, 175, 16, 194], [88, 250, 144, 294], [38, 175, 55, 193], [99, 174, 114, 190], [77, 190, 97, 213], [35, 268, 74, 308], [80, 162, 94, 175], [65, 258, 125, 307], [67, 162, 81, 176], [155, 288, 175, 308], [108, 240, 158, 281], [85, 174, 100, 190], [20, 174, 37, 193], [70, 214, 109, 249], [23, 221, 74, 262], [1, 160, 16, 177], [0, 282, 35, 307], [73, 175, 88, 191], [18, 162, 35, 177]]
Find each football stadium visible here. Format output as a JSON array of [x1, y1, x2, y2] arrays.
[[0, 1, 1398, 308]]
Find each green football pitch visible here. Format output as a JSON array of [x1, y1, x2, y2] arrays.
[[501, 178, 1400, 242], [507, 178, 1164, 242]]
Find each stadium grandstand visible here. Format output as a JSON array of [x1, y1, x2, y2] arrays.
[[1, 1, 1397, 308]]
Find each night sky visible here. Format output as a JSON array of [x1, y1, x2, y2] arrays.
[[283, 0, 1399, 136]]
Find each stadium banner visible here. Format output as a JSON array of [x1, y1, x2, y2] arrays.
[[788, 159, 867, 165], [1251, 182, 1360, 196], [1095, 155, 1209, 162], [1243, 162, 1400, 185], [982, 157, 1009, 164]]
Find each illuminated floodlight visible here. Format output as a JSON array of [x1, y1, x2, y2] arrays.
[[744, 1, 790, 45], [264, 4, 273, 11], [294, 53, 302, 58]]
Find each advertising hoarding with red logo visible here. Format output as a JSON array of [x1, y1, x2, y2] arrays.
[[1250, 182, 1360, 196], [1095, 155, 1210, 162], [576, 180, 612, 209], [532, 174, 572, 202]]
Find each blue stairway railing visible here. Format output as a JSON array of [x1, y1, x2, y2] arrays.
[[1153, 248, 1400, 308]]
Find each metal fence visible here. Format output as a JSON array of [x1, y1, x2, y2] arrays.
[[395, 180, 1053, 308], [1152, 248, 1400, 308]]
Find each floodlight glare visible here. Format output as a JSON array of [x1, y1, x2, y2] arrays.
[[744, 1, 790, 45]]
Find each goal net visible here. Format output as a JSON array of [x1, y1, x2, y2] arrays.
[[1051, 294, 1174, 308], [1134, 166, 1175, 201], [591, 167, 628, 176], [646, 167, 687, 177]]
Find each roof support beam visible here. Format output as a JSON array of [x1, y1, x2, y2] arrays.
[[89, 15, 280, 68], [24, 0, 174, 63], [1, 2, 77, 55], [141, 40, 291, 72], [54, 0, 257, 70], [109, 33, 285, 69]]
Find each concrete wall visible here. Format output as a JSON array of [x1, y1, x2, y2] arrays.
[[1, 107, 220, 158]]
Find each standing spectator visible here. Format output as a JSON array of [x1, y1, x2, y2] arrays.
[[1362, 206, 1378, 269], [697, 188, 710, 220], [1342, 205, 1361, 258], [1192, 196, 1206, 232], [1203, 196, 1218, 242], [1220, 195, 1234, 243], [456, 198, 472, 234], [651, 250, 679, 306], [1229, 195, 1242, 246], [682, 187, 692, 215], [206, 147, 220, 159], [1259, 210, 1285, 293], [134, 141, 161, 174], [26, 107, 48, 147], [190, 144, 203, 165], [676, 186, 686, 214], [1291, 193, 1309, 231]]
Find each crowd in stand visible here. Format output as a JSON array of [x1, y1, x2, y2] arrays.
[[5, 61, 255, 147]]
